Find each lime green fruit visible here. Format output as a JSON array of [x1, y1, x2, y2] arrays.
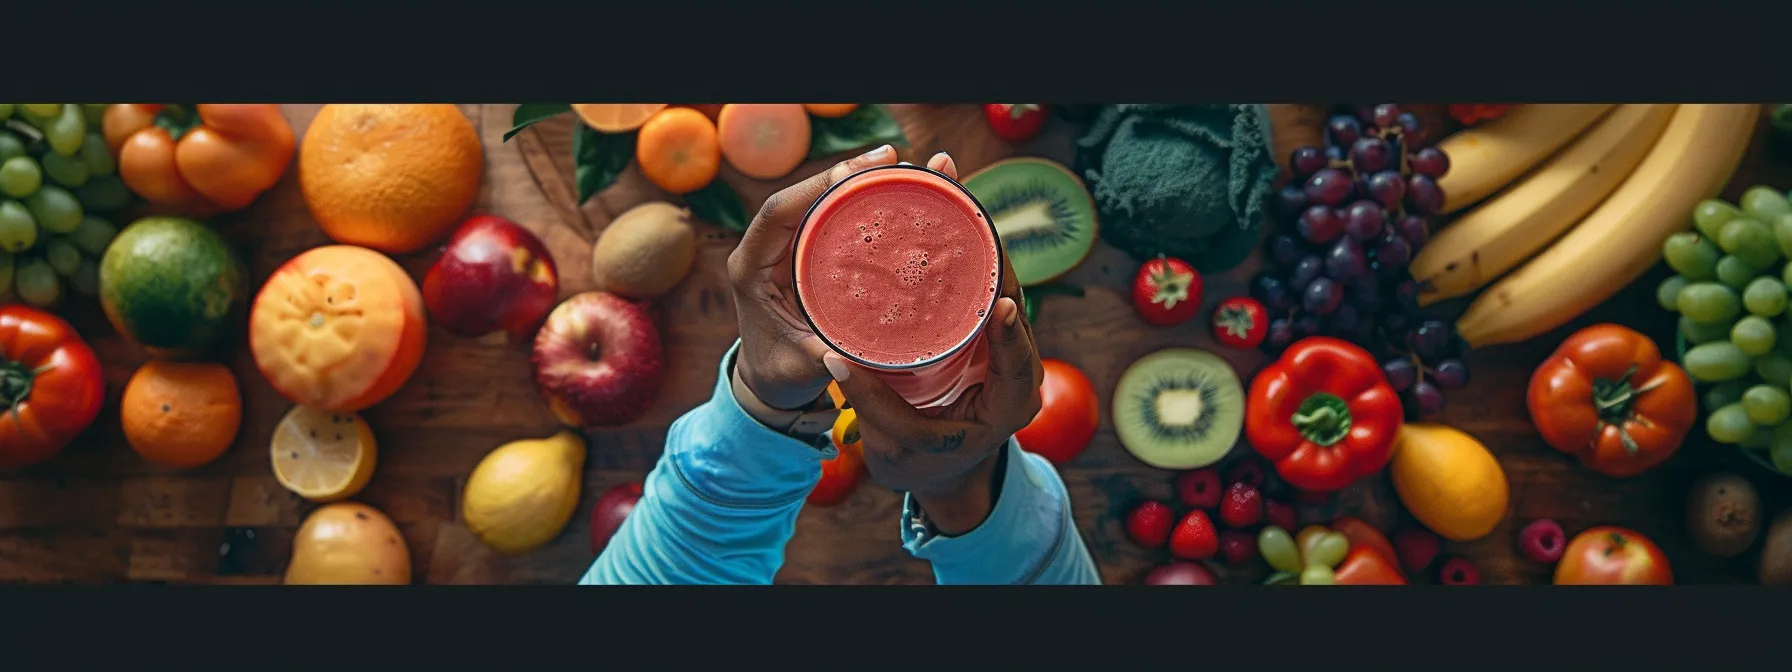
[[98, 217, 247, 359]]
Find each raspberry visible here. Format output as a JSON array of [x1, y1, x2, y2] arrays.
[[1225, 459, 1267, 490], [1170, 510, 1219, 560], [1219, 482, 1264, 528], [1125, 500, 1176, 549], [1393, 527, 1441, 574], [1437, 556, 1482, 585], [1518, 519, 1566, 564], [1219, 529, 1257, 566], [1175, 467, 1222, 510]]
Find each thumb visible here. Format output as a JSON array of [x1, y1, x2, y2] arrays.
[[823, 352, 924, 432], [981, 297, 1042, 414]]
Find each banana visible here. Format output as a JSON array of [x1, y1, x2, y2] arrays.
[[1413, 104, 1677, 306], [1436, 104, 1616, 214], [1455, 104, 1760, 349]]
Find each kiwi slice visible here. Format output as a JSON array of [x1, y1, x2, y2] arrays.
[[962, 157, 1098, 287], [1112, 348, 1244, 469]]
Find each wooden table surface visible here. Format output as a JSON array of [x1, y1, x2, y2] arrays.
[[4, 104, 1790, 585]]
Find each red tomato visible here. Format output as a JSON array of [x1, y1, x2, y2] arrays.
[[1015, 359, 1100, 464], [0, 306, 106, 468], [984, 104, 1047, 142], [1211, 297, 1268, 348], [1554, 526, 1673, 585], [1132, 255, 1202, 327]]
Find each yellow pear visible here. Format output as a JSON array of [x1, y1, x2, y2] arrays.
[[285, 502, 411, 585], [462, 430, 586, 555]]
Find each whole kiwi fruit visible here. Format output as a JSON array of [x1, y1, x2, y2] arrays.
[[1761, 509, 1792, 585], [591, 202, 697, 299], [1685, 472, 1760, 558]]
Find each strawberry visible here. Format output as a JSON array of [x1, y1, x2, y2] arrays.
[[1219, 482, 1263, 528], [1437, 555, 1482, 585], [1218, 529, 1257, 566], [1225, 459, 1266, 490], [1265, 499, 1298, 532], [1125, 500, 1175, 549], [984, 104, 1048, 142], [1211, 297, 1269, 349], [1170, 510, 1219, 560], [1393, 527, 1441, 574], [1131, 255, 1202, 327], [1175, 467, 1222, 510]]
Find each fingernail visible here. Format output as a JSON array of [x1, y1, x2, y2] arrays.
[[932, 152, 956, 175], [999, 297, 1019, 327], [862, 144, 892, 160], [823, 353, 851, 382]]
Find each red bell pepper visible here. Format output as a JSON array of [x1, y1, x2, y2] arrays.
[[1332, 515, 1401, 577], [1246, 337, 1403, 493], [1334, 547, 1407, 585]]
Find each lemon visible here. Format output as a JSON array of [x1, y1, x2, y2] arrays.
[[271, 405, 377, 502], [463, 431, 585, 555]]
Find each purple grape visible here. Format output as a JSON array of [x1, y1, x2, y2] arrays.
[[1350, 271, 1382, 302], [1264, 318, 1296, 352], [1270, 234, 1304, 266], [1291, 255, 1324, 288], [1298, 205, 1345, 244], [1374, 234, 1413, 268], [1448, 333, 1471, 358], [1409, 381, 1445, 418], [1396, 215, 1430, 248], [1433, 359, 1470, 389], [1344, 201, 1385, 241], [1290, 146, 1328, 176], [1276, 185, 1310, 220], [1305, 169, 1354, 207], [1323, 145, 1347, 163], [1326, 115, 1363, 147], [1396, 112, 1425, 146], [1410, 147, 1450, 178], [1394, 280, 1421, 309], [1302, 277, 1343, 315], [1251, 273, 1293, 312], [1407, 173, 1444, 215], [1384, 312, 1410, 334], [1295, 314, 1322, 337], [1351, 106, 1377, 124], [1330, 302, 1362, 335], [1381, 358, 1417, 392], [1349, 137, 1393, 174], [1325, 238, 1368, 281], [1409, 319, 1452, 359], [1371, 104, 1403, 129], [1366, 170, 1406, 207]]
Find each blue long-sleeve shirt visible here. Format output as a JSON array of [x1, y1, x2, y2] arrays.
[[579, 341, 1101, 585]]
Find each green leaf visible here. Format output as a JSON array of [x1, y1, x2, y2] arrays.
[[807, 104, 909, 160], [1021, 282, 1086, 323], [505, 103, 571, 142], [573, 125, 636, 205], [684, 180, 749, 232]]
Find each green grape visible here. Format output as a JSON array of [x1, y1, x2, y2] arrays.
[[25, 185, 81, 233], [0, 104, 11, 120], [1733, 316, 1778, 356], [81, 105, 107, 126], [1682, 316, 1731, 345], [13, 257, 59, 307], [43, 238, 80, 277], [1742, 186, 1792, 224], [44, 105, 86, 157], [1257, 526, 1300, 574], [1756, 353, 1792, 386], [1773, 213, 1792, 260], [1685, 341, 1753, 382], [38, 151, 88, 188], [1677, 282, 1742, 324], [0, 250, 11, 295], [79, 133, 114, 176], [1662, 232, 1721, 281], [1743, 385, 1792, 425], [0, 133, 24, 163], [1708, 403, 1757, 444], [20, 104, 60, 118], [1720, 219, 1780, 269], [68, 216, 116, 255], [1657, 275, 1689, 312], [74, 175, 130, 212], [1743, 427, 1774, 450], [68, 259, 98, 296], [1745, 277, 1789, 317], [0, 156, 42, 198], [1715, 256, 1758, 289], [1775, 431, 1792, 475], [1694, 199, 1742, 240], [0, 200, 37, 252], [1306, 531, 1350, 568], [1707, 379, 1753, 412], [1298, 565, 1336, 586]]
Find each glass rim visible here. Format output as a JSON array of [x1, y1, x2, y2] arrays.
[[789, 162, 1004, 372]]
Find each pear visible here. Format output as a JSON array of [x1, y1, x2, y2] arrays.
[[462, 430, 586, 555]]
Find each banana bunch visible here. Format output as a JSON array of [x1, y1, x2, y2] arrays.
[[1408, 104, 1760, 348]]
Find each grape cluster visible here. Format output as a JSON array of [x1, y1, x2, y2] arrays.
[[0, 104, 127, 308], [1253, 104, 1468, 419]]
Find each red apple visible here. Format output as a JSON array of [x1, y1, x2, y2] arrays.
[[423, 214, 560, 341], [590, 481, 645, 555], [532, 291, 665, 427], [1143, 561, 1220, 585]]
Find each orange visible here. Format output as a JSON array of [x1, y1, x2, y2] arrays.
[[1389, 422, 1510, 542], [298, 104, 484, 254], [802, 104, 859, 118], [250, 245, 428, 413], [678, 104, 724, 121], [572, 104, 668, 133], [121, 361, 243, 469], [634, 107, 721, 195], [716, 104, 812, 180]]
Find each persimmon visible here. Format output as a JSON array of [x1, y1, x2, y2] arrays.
[[716, 104, 812, 180], [634, 107, 721, 195]]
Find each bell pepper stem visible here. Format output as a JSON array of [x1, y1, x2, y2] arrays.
[[1291, 392, 1353, 446]]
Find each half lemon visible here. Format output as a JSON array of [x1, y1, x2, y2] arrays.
[[271, 405, 377, 502]]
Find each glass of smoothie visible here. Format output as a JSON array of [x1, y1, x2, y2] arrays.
[[792, 163, 1003, 409]]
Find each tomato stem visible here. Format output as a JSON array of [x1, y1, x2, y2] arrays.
[[1291, 392, 1353, 446], [1590, 364, 1656, 457], [0, 354, 48, 431], [153, 104, 203, 141]]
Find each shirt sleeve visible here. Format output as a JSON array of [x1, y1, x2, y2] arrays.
[[579, 340, 825, 585], [901, 441, 1102, 585]]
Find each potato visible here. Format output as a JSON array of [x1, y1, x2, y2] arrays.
[[285, 502, 411, 585]]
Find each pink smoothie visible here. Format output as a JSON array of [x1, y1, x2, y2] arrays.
[[794, 166, 1000, 370]]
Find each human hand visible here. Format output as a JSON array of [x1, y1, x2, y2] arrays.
[[729, 145, 962, 410]]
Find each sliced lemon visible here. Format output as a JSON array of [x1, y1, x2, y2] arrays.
[[271, 405, 377, 502]]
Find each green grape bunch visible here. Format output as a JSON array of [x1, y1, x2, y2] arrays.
[[0, 103, 128, 308]]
